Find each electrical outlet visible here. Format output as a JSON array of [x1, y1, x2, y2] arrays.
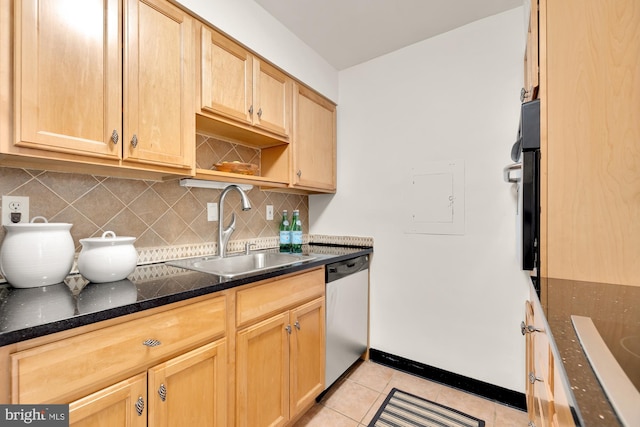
[[2, 196, 29, 225], [266, 205, 274, 221], [207, 203, 218, 221]]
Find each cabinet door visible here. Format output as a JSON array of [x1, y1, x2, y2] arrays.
[[236, 312, 289, 427], [15, 0, 122, 159], [253, 59, 292, 138], [523, 0, 539, 101], [524, 301, 536, 424], [69, 373, 147, 427], [200, 26, 253, 125], [292, 84, 336, 192], [148, 340, 227, 427], [123, 0, 194, 170], [289, 297, 325, 418]]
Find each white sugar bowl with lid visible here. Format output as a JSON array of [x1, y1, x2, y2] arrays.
[[78, 231, 137, 283], [0, 216, 74, 288]]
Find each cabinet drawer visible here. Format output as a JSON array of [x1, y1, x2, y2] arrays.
[[236, 267, 324, 328], [11, 296, 226, 404]]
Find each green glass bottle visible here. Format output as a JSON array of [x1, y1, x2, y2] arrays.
[[279, 210, 291, 253], [290, 209, 302, 253]]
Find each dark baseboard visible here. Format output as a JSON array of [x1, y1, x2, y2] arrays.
[[369, 348, 527, 411]]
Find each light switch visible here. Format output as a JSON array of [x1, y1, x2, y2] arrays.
[[207, 203, 218, 221]]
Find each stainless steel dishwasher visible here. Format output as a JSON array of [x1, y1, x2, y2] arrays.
[[324, 254, 369, 390]]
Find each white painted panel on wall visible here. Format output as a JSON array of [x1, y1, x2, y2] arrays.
[[406, 160, 464, 235]]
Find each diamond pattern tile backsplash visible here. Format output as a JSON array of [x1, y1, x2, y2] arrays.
[[0, 137, 308, 256]]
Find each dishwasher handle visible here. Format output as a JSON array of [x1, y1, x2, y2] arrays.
[[325, 255, 369, 283]]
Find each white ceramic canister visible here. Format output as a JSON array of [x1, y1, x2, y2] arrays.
[[77, 231, 137, 283], [0, 216, 74, 288]]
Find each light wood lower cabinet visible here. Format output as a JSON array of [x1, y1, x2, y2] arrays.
[[147, 340, 227, 427], [69, 373, 148, 427], [9, 295, 227, 427], [524, 291, 575, 427], [2, 267, 329, 426], [236, 298, 325, 427], [235, 268, 325, 427], [68, 340, 226, 427]]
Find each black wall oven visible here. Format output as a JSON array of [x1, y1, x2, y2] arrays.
[[506, 99, 540, 288]]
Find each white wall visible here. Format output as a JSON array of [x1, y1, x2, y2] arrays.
[[176, 0, 339, 101], [310, 7, 531, 392]]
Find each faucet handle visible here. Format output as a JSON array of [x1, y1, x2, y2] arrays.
[[245, 242, 256, 255]]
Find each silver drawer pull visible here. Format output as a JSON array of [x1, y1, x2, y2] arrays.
[[143, 339, 161, 347], [111, 129, 119, 145], [520, 321, 543, 335], [528, 372, 543, 384], [135, 396, 145, 416], [294, 321, 300, 330], [158, 383, 167, 402]]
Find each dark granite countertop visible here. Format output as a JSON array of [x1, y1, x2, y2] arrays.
[[538, 278, 640, 427], [0, 245, 372, 347]]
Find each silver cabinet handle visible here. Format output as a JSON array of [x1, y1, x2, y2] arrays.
[[257, 108, 262, 118], [521, 321, 543, 335], [294, 321, 300, 330], [528, 372, 543, 384], [503, 163, 522, 183], [135, 396, 145, 416], [158, 383, 167, 402], [520, 87, 530, 102], [143, 339, 161, 347], [285, 325, 292, 334], [131, 134, 138, 148], [248, 105, 254, 115], [111, 130, 119, 145], [296, 170, 302, 178]]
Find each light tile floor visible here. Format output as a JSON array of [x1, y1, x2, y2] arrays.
[[293, 360, 529, 427]]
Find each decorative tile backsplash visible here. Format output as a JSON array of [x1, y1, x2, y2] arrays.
[[0, 152, 308, 256]]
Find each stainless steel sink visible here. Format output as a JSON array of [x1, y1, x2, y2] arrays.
[[167, 252, 316, 278]]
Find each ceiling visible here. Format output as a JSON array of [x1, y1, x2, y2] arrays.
[[253, 0, 522, 70]]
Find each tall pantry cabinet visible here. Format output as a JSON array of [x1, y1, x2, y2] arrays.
[[540, 0, 640, 287], [523, 0, 640, 425]]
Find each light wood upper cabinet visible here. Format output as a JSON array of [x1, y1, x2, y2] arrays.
[[522, 0, 539, 101], [539, 0, 640, 286], [292, 83, 337, 192], [15, 0, 121, 159], [3, 0, 195, 177], [200, 27, 253, 126], [199, 25, 292, 141], [122, 0, 195, 171]]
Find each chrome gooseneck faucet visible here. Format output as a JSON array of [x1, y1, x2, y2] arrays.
[[217, 185, 252, 257]]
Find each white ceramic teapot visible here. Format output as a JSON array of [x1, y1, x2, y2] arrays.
[[78, 231, 137, 283], [0, 216, 74, 288]]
